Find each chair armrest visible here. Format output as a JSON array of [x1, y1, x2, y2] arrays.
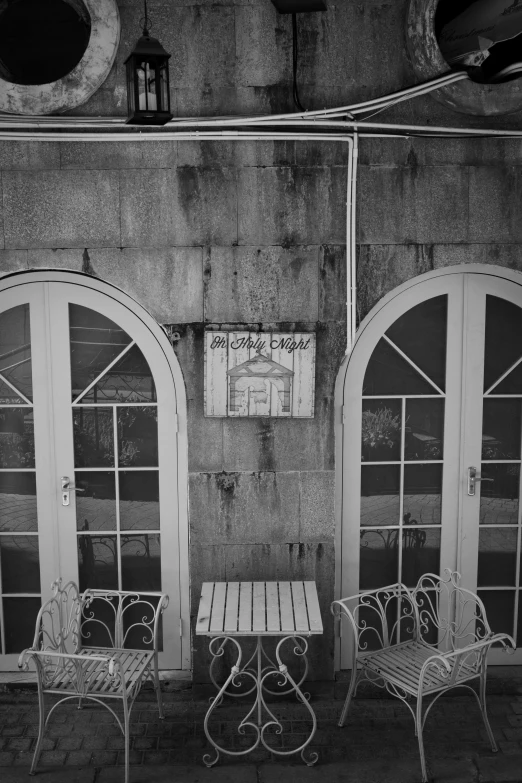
[[418, 633, 516, 691], [18, 648, 123, 692]]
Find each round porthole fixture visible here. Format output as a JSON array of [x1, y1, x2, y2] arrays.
[[406, 0, 522, 116], [0, 0, 120, 115]]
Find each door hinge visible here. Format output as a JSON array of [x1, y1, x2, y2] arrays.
[[179, 618, 183, 638]]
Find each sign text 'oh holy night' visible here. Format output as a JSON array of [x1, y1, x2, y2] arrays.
[[204, 331, 316, 418]]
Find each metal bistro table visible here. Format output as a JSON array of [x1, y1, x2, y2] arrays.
[[196, 580, 323, 766]]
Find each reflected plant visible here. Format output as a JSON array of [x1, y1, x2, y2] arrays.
[[361, 407, 400, 456], [0, 431, 34, 468]]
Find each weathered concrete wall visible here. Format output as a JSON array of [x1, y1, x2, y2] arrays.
[[2, 1, 522, 679], [2, 135, 522, 678], [72, 0, 522, 129]]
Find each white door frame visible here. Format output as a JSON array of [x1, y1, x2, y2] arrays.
[[0, 269, 191, 671], [334, 264, 522, 670]]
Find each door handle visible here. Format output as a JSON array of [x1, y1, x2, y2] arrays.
[[467, 466, 494, 496], [61, 476, 85, 506]]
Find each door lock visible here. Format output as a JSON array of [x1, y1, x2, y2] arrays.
[[467, 466, 494, 496], [61, 476, 85, 506]]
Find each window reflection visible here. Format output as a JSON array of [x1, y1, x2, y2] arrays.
[[361, 465, 400, 526], [361, 400, 401, 462], [73, 407, 114, 467], [482, 399, 521, 459], [0, 409, 34, 468], [479, 464, 519, 525], [405, 399, 444, 461]]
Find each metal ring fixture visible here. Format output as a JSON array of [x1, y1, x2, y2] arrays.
[[406, 0, 522, 116], [0, 0, 120, 115]]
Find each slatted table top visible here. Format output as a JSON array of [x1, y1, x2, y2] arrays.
[[196, 581, 323, 637]]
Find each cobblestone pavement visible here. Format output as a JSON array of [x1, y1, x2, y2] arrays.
[[1, 684, 522, 782]]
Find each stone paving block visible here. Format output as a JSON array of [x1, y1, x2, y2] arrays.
[[477, 754, 522, 782], [428, 757, 479, 783], [189, 471, 301, 545], [0, 141, 60, 170], [39, 750, 68, 765], [238, 166, 346, 246], [3, 171, 121, 249], [91, 751, 118, 766], [259, 760, 421, 783], [204, 245, 319, 323], [60, 141, 177, 170], [87, 246, 204, 323], [358, 166, 469, 245], [66, 751, 95, 766], [0, 767, 95, 781], [99, 765, 257, 783]]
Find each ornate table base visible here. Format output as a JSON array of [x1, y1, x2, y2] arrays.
[[202, 634, 319, 767]]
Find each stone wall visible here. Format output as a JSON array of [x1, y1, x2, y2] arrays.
[[1, 0, 522, 679]]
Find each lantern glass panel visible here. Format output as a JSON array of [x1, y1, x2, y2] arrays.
[[138, 61, 158, 111], [159, 62, 169, 111]]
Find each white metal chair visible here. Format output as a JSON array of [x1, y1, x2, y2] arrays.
[[331, 570, 515, 782], [19, 579, 169, 783]]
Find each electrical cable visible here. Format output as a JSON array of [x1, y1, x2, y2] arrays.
[[292, 13, 306, 113]]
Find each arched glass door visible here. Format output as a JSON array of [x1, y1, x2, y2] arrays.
[[339, 269, 522, 667], [0, 275, 188, 671]]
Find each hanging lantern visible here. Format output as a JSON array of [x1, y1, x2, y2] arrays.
[[125, 1, 173, 125]]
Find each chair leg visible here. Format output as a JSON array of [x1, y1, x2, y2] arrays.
[[29, 688, 46, 776], [415, 695, 429, 783], [479, 667, 497, 752], [123, 699, 130, 783], [338, 666, 360, 728], [153, 655, 164, 720]]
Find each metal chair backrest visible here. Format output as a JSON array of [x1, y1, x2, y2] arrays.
[[336, 582, 420, 654], [32, 579, 82, 655], [81, 589, 166, 651], [413, 571, 493, 652]]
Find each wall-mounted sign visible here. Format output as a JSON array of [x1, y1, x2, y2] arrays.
[[204, 331, 316, 418]]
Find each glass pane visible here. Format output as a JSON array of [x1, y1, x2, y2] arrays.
[[361, 400, 401, 462], [361, 465, 400, 527], [117, 407, 158, 467], [495, 363, 522, 395], [75, 472, 116, 531], [81, 345, 156, 404], [386, 296, 447, 391], [78, 535, 118, 591], [0, 472, 37, 532], [479, 464, 519, 525], [3, 597, 40, 654], [360, 529, 398, 589], [403, 464, 442, 525], [482, 399, 521, 459], [119, 471, 159, 530], [70, 304, 132, 402], [478, 528, 518, 587], [121, 534, 161, 591], [405, 399, 444, 461], [363, 338, 438, 396], [73, 407, 114, 467], [0, 378, 25, 405], [0, 536, 40, 592], [478, 590, 515, 639], [0, 305, 32, 401], [402, 529, 440, 588], [484, 296, 522, 392], [0, 409, 34, 468]]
